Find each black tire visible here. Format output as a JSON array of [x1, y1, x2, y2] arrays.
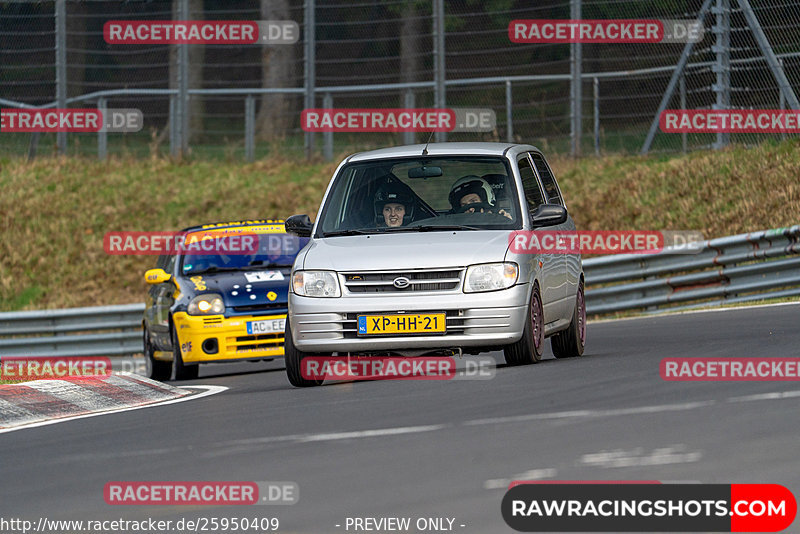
[[551, 279, 586, 358], [172, 327, 199, 381], [143, 327, 171, 381], [504, 284, 544, 366], [284, 318, 323, 387]]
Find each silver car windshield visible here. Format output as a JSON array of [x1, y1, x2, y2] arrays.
[[318, 156, 520, 237]]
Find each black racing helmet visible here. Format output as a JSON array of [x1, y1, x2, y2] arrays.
[[374, 183, 415, 226]]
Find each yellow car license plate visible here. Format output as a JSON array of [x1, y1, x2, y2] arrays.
[[357, 313, 446, 335]]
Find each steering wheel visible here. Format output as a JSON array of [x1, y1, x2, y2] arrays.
[[456, 201, 495, 214]]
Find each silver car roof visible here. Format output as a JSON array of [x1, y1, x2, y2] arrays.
[[345, 142, 541, 163]]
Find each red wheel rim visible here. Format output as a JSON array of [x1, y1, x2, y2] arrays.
[[577, 284, 586, 346], [531, 291, 543, 351]]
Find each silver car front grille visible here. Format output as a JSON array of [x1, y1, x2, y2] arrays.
[[343, 269, 463, 293]]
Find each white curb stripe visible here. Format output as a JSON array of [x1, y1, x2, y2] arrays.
[[24, 380, 124, 412], [0, 397, 39, 426], [0, 385, 226, 434], [103, 373, 188, 400]]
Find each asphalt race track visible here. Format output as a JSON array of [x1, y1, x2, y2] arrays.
[[1, 303, 798, 533]]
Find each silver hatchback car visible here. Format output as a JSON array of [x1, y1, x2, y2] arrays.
[[284, 142, 585, 387]]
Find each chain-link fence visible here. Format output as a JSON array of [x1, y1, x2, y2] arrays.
[[1, 0, 798, 160]]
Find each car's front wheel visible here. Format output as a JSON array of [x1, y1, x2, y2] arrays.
[[503, 284, 544, 366], [551, 279, 586, 358], [284, 318, 323, 387], [172, 327, 199, 381], [143, 327, 171, 381]]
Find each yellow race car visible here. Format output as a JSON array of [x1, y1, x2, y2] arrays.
[[142, 220, 307, 380]]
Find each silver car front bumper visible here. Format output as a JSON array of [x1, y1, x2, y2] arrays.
[[289, 283, 530, 352]]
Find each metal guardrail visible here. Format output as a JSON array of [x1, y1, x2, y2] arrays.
[[0, 304, 144, 358], [583, 225, 800, 315], [0, 226, 797, 358]]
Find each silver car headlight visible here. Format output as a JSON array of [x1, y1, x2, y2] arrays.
[[187, 293, 225, 315], [464, 262, 519, 293], [292, 270, 341, 297]]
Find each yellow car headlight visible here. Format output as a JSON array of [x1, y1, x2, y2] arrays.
[[187, 293, 225, 315]]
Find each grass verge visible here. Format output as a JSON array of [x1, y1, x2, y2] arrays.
[[1, 140, 798, 310]]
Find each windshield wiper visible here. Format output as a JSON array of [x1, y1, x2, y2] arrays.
[[322, 229, 374, 237], [187, 266, 243, 275], [245, 260, 293, 269]]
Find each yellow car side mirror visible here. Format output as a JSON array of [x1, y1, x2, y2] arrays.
[[144, 268, 171, 285]]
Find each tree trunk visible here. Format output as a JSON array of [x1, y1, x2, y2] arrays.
[[399, 1, 420, 86], [256, 0, 296, 141], [66, 1, 87, 98]]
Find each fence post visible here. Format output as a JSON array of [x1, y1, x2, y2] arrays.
[[98, 97, 107, 160], [177, 0, 190, 157], [245, 95, 255, 162], [505, 80, 513, 143], [712, 0, 730, 149], [779, 58, 787, 141], [27, 133, 41, 161], [403, 90, 415, 145], [570, 0, 582, 157], [323, 92, 333, 161], [593, 77, 599, 156], [304, 0, 316, 159], [433, 0, 446, 143], [169, 95, 178, 158], [680, 74, 687, 153], [55, 0, 67, 155]]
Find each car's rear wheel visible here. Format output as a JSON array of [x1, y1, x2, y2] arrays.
[[143, 327, 171, 381], [172, 327, 199, 380], [504, 284, 544, 366], [551, 279, 586, 358], [284, 318, 323, 387]]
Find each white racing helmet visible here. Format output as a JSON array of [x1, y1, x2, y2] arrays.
[[448, 175, 496, 211]]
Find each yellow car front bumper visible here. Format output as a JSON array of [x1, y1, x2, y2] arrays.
[[171, 311, 285, 364]]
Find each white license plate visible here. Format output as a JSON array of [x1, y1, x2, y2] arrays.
[[246, 318, 286, 335]]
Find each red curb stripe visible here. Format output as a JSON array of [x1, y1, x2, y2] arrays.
[[65, 377, 153, 407], [119, 374, 190, 396], [0, 385, 87, 419]]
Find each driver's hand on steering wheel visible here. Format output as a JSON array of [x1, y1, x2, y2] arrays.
[[458, 200, 512, 219]]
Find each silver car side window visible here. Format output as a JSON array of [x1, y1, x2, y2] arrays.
[[530, 152, 564, 206], [517, 154, 545, 212]]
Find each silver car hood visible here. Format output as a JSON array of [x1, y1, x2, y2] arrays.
[[297, 231, 513, 271]]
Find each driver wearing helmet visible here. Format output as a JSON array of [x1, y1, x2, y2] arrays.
[[448, 175, 511, 219], [374, 184, 414, 227]]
